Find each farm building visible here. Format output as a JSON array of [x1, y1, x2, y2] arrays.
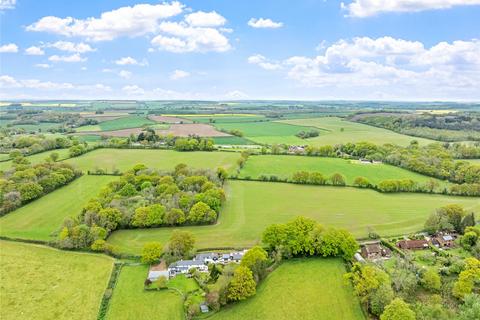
[[360, 243, 391, 260], [147, 261, 169, 281], [396, 239, 429, 250], [432, 234, 456, 248], [168, 260, 208, 277]]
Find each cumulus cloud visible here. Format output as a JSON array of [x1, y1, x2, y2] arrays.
[[170, 69, 190, 80], [0, 74, 111, 92], [248, 18, 283, 28], [25, 46, 45, 55], [26, 1, 184, 41], [185, 11, 226, 27], [122, 84, 145, 95], [48, 53, 87, 62], [47, 41, 95, 53], [115, 56, 147, 66], [119, 70, 132, 79], [248, 54, 282, 70], [342, 0, 480, 17], [0, 0, 16, 10], [35, 63, 51, 68], [151, 20, 231, 53], [251, 37, 480, 99], [0, 43, 18, 53], [224, 90, 248, 99]]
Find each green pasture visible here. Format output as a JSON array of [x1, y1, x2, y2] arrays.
[[214, 121, 318, 145], [0, 240, 113, 320], [75, 115, 154, 132], [188, 115, 267, 123], [239, 155, 448, 187], [64, 149, 240, 172], [0, 175, 117, 241], [106, 265, 183, 320], [213, 136, 256, 145], [107, 180, 480, 254], [7, 122, 63, 132], [277, 117, 436, 146], [211, 258, 364, 320], [0, 148, 70, 171]]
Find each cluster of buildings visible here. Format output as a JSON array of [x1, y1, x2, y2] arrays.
[[356, 232, 458, 263], [148, 250, 247, 281]]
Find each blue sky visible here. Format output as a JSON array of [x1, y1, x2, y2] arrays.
[[1, 0, 479, 101]]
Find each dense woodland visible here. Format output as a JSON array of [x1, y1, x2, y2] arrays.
[[57, 164, 227, 250], [0, 134, 72, 156]]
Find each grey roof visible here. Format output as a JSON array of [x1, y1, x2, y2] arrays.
[[231, 253, 244, 260], [443, 235, 454, 241], [195, 253, 219, 261], [169, 260, 204, 268]]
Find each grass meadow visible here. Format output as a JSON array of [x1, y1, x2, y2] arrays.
[[75, 115, 155, 132], [239, 155, 449, 187], [210, 258, 364, 320], [214, 121, 319, 145], [0, 241, 113, 320], [277, 117, 436, 146], [107, 180, 480, 254], [0, 175, 117, 241], [106, 265, 183, 320], [64, 148, 240, 172], [0, 148, 70, 171]]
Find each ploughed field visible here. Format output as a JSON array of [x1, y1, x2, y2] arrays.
[[107, 180, 480, 254], [210, 258, 364, 320], [0, 241, 113, 320], [0, 175, 118, 241], [64, 149, 240, 172], [239, 155, 449, 187]]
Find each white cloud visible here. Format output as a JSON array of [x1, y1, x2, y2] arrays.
[[224, 90, 248, 99], [26, 1, 184, 41], [115, 56, 147, 66], [342, 0, 480, 17], [185, 11, 226, 27], [122, 84, 145, 95], [151, 21, 231, 53], [25, 46, 45, 55], [48, 41, 95, 53], [0, 74, 111, 92], [35, 63, 51, 68], [248, 54, 282, 70], [248, 18, 283, 28], [119, 70, 132, 79], [170, 69, 190, 80], [0, 0, 16, 10], [49, 53, 87, 62], [251, 37, 480, 99], [0, 43, 18, 53]]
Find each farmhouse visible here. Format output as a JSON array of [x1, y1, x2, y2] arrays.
[[432, 234, 456, 248], [168, 260, 208, 277], [360, 243, 391, 260], [147, 261, 169, 281], [288, 145, 306, 154], [396, 239, 429, 250]]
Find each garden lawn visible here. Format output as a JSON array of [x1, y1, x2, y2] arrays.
[[214, 121, 319, 145], [239, 155, 449, 187], [107, 180, 480, 254], [277, 117, 436, 146], [0, 241, 113, 320], [106, 265, 183, 320], [0, 148, 70, 171], [210, 258, 364, 320], [75, 115, 155, 132], [0, 175, 117, 241], [64, 149, 240, 172]]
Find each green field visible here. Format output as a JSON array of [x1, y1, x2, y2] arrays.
[[239, 155, 448, 187], [0, 148, 71, 171], [277, 117, 436, 146], [0, 175, 117, 241], [188, 115, 267, 123], [106, 265, 183, 320], [75, 115, 155, 132], [64, 149, 240, 172], [211, 258, 364, 320], [213, 136, 256, 145], [107, 180, 480, 254], [214, 121, 318, 145], [0, 240, 113, 320], [8, 122, 63, 132]]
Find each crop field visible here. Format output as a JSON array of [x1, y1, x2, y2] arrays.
[[106, 265, 183, 320], [211, 258, 364, 320], [239, 155, 448, 187], [0, 175, 117, 241], [64, 148, 240, 172], [187, 115, 267, 123], [214, 121, 318, 145], [0, 148, 70, 171], [107, 180, 480, 254], [277, 117, 436, 146], [0, 241, 113, 320], [213, 136, 256, 145], [75, 115, 155, 132]]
